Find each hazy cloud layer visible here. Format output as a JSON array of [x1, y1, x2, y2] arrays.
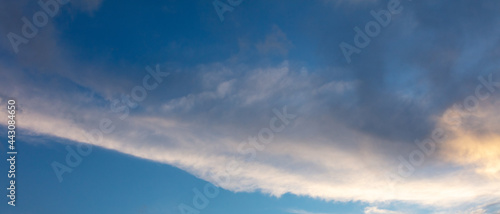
[[1, 0, 500, 213]]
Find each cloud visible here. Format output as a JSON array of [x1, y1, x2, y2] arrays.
[[287, 209, 335, 214], [459, 201, 500, 214], [438, 100, 500, 178], [1, 0, 500, 213], [2, 61, 500, 213], [256, 25, 293, 56], [364, 206, 402, 214]]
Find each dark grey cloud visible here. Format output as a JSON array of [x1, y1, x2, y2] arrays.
[[303, 0, 500, 144]]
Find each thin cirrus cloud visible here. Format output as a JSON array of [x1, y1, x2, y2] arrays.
[[364, 207, 402, 214], [287, 209, 336, 214]]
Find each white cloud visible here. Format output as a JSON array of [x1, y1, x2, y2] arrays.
[[287, 209, 335, 214], [1, 59, 499, 214], [364, 206, 402, 214]]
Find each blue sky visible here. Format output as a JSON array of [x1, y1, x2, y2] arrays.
[[1, 0, 500, 213]]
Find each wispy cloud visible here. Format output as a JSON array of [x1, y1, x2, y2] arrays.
[[364, 206, 402, 214], [1, 0, 500, 213], [287, 208, 335, 214]]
